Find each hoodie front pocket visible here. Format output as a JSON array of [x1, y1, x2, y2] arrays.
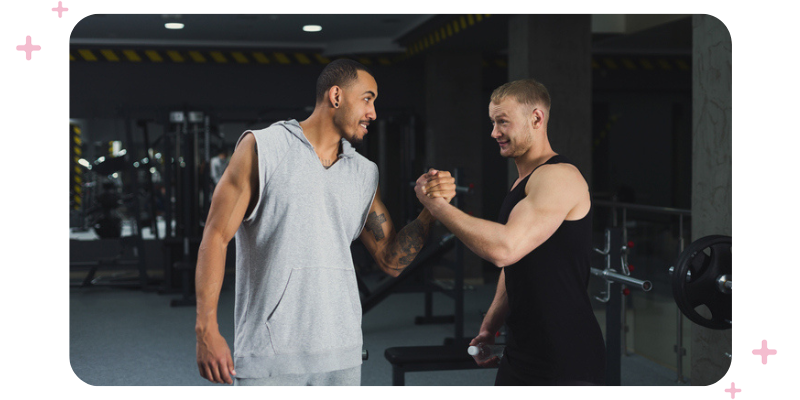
[[266, 267, 362, 355]]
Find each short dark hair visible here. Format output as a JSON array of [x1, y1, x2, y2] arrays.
[[315, 59, 373, 103]]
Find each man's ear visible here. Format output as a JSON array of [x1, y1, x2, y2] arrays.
[[531, 107, 545, 129], [329, 86, 342, 108]]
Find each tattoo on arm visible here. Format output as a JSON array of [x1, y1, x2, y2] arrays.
[[387, 219, 432, 271], [366, 211, 387, 241]]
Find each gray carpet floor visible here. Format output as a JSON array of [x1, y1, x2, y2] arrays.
[[70, 271, 688, 386]]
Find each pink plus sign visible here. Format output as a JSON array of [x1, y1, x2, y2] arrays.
[[52, 2, 68, 18], [16, 36, 41, 61], [725, 382, 741, 399], [752, 339, 777, 364]]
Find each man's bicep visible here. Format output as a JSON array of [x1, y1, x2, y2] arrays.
[[359, 187, 395, 256], [504, 170, 578, 257], [205, 134, 258, 241]]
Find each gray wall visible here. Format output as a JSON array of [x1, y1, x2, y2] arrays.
[[690, 14, 732, 385], [508, 15, 593, 186]]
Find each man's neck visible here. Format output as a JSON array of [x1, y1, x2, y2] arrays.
[[299, 110, 343, 157], [513, 135, 556, 180]]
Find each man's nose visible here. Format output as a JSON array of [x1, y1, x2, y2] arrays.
[[490, 125, 501, 139]]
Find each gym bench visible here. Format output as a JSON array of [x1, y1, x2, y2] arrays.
[[384, 345, 496, 385]]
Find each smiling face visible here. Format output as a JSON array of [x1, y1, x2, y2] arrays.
[[489, 97, 535, 159], [332, 70, 378, 145]]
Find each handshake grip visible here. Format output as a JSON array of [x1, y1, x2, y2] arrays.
[[407, 181, 474, 195], [409, 167, 474, 200]]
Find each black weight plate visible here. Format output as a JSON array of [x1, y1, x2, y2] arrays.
[[672, 235, 731, 330]]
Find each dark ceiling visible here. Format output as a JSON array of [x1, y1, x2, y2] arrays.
[[70, 14, 692, 57], [71, 14, 437, 56]]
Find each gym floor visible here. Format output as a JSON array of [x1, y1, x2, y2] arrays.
[[69, 267, 688, 386]]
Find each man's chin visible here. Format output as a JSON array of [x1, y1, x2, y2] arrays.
[[345, 134, 364, 147]]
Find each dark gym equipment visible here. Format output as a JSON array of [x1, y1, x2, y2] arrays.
[[71, 112, 221, 293], [360, 234, 456, 314], [137, 119, 162, 240], [384, 345, 493, 386], [415, 167, 473, 346], [156, 110, 226, 306], [359, 167, 475, 346], [70, 118, 153, 290], [592, 200, 695, 383], [592, 229, 732, 385], [369, 234, 493, 385], [71, 236, 145, 288], [89, 181, 124, 239], [591, 227, 652, 386], [363, 168, 480, 384], [358, 231, 471, 346], [591, 227, 653, 298], [670, 235, 732, 330]]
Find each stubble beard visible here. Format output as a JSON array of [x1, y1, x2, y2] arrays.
[[501, 132, 533, 159], [346, 134, 364, 146], [332, 107, 364, 146]]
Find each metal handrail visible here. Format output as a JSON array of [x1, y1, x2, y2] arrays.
[[592, 198, 691, 384], [593, 199, 691, 216]]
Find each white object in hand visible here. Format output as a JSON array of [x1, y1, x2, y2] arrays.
[[468, 344, 505, 360]]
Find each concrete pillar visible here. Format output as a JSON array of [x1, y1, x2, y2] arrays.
[[507, 15, 592, 186], [425, 50, 484, 283], [690, 15, 732, 385]]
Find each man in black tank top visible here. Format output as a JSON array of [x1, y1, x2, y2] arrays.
[[414, 79, 605, 385]]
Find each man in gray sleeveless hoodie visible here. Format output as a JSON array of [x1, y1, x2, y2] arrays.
[[194, 59, 457, 385]]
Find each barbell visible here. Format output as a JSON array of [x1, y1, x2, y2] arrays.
[[592, 232, 731, 330]]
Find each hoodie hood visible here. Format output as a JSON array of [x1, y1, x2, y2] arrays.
[[273, 119, 357, 159]]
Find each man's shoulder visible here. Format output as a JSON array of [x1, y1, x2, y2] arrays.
[[526, 162, 586, 191], [249, 121, 296, 138], [243, 121, 300, 153], [537, 162, 582, 175]]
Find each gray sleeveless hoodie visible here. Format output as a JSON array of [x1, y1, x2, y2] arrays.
[[232, 120, 378, 377]]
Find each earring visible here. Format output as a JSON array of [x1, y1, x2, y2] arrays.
[[335, 102, 339, 108]]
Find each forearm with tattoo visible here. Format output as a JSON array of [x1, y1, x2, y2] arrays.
[[385, 218, 432, 272]]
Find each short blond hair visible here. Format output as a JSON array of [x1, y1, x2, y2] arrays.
[[490, 79, 551, 112]]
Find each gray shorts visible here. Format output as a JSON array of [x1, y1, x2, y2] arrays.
[[234, 365, 361, 386]]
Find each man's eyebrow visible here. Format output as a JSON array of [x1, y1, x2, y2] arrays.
[[363, 90, 376, 97]]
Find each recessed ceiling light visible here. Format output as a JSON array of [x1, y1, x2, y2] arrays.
[[303, 25, 322, 32], [165, 23, 184, 30]]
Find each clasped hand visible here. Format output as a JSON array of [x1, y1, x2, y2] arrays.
[[414, 168, 457, 207]]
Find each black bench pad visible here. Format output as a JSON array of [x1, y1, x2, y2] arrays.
[[385, 345, 475, 365], [384, 345, 494, 385]]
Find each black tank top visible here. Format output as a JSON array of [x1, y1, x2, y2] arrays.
[[498, 155, 605, 384]]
